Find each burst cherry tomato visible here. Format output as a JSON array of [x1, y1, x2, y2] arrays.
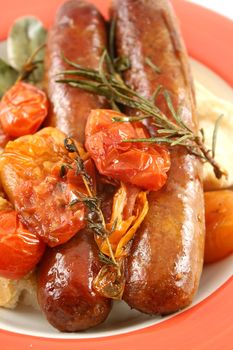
[[0, 127, 94, 247], [0, 200, 45, 279], [85, 110, 170, 191], [0, 81, 48, 138]]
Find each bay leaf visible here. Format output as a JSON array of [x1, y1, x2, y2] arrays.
[[0, 58, 18, 98], [7, 16, 47, 83]]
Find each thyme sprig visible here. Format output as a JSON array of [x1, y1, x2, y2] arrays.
[[57, 50, 226, 180], [99, 252, 117, 266], [63, 137, 119, 271]]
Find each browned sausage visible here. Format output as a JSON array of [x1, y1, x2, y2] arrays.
[[44, 0, 108, 143], [112, 0, 205, 314], [38, 230, 112, 331], [38, 0, 112, 331]]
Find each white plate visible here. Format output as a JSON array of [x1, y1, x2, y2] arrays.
[[0, 41, 232, 339]]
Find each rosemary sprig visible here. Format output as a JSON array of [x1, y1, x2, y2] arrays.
[[57, 50, 226, 180], [64, 137, 119, 270]]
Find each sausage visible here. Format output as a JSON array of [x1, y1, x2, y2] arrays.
[[44, 0, 108, 143], [112, 0, 205, 314], [38, 230, 112, 331], [38, 0, 112, 331]]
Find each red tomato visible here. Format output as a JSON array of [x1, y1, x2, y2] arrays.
[[0, 81, 48, 138], [85, 110, 170, 191], [0, 128, 92, 247], [0, 122, 10, 150], [0, 209, 45, 279]]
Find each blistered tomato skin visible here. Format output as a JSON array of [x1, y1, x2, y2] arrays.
[[0, 209, 45, 279], [85, 109, 170, 191], [0, 81, 48, 138], [204, 190, 233, 263], [0, 127, 90, 247]]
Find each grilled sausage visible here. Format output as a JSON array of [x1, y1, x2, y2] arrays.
[[38, 231, 112, 332], [112, 0, 205, 314], [38, 0, 112, 331], [44, 0, 108, 143]]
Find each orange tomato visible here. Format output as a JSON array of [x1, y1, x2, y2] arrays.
[[204, 190, 233, 263], [0, 81, 48, 138], [0, 198, 45, 279], [0, 127, 94, 247], [85, 109, 170, 191]]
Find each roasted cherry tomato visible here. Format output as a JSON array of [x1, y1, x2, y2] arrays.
[[0, 127, 94, 247], [85, 110, 170, 191], [0, 123, 10, 150], [0, 197, 45, 279], [0, 81, 48, 138], [204, 190, 233, 264]]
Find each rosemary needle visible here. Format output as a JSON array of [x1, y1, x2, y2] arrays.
[[145, 57, 161, 74]]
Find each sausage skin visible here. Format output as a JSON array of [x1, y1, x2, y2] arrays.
[[113, 0, 205, 314], [45, 0, 108, 143], [38, 231, 112, 331], [38, 0, 111, 331]]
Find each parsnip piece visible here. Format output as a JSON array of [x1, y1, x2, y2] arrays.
[[0, 272, 39, 310], [195, 81, 233, 190]]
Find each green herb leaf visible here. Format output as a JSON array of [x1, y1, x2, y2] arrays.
[[0, 58, 18, 97], [87, 220, 108, 237], [150, 85, 162, 103], [64, 138, 77, 153], [99, 252, 117, 266], [70, 194, 99, 211], [109, 16, 117, 60], [69, 199, 80, 207], [7, 16, 47, 83], [114, 56, 131, 72], [145, 57, 161, 74], [60, 164, 72, 178], [60, 164, 67, 178], [200, 128, 205, 143]]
